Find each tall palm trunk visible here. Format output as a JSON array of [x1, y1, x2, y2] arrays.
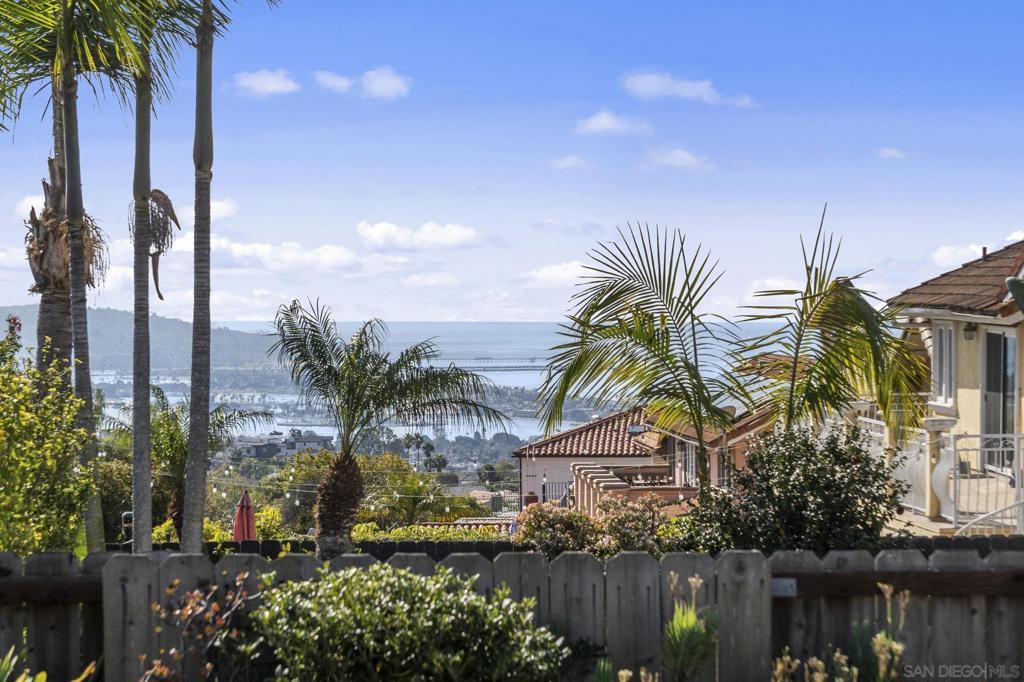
[[131, 50, 154, 553], [29, 79, 71, 376], [60, 49, 104, 552], [181, 0, 215, 552]]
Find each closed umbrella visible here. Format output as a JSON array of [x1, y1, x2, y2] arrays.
[[232, 490, 257, 542]]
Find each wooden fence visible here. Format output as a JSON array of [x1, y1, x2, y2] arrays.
[[0, 549, 1022, 681]]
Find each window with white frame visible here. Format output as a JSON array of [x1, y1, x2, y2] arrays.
[[674, 438, 697, 486], [932, 322, 955, 405], [717, 447, 733, 488]]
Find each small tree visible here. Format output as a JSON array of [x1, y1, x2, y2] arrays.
[[660, 426, 909, 555], [0, 316, 92, 553]]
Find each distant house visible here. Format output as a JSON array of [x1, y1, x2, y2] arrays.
[[513, 407, 772, 513], [233, 430, 335, 459], [281, 432, 335, 455]]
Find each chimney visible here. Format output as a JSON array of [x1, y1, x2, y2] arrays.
[[982, 246, 988, 261]]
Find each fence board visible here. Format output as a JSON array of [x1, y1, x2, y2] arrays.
[[157, 554, 215, 681], [550, 552, 605, 647], [80, 552, 113, 670], [984, 551, 1024, 667], [387, 553, 436, 576], [328, 554, 378, 571], [660, 553, 715, 682], [24, 553, 80, 680], [0, 553, 24, 659], [269, 554, 319, 583], [874, 549, 929, 666], [929, 550, 986, 669], [493, 552, 549, 625], [440, 553, 494, 597], [820, 550, 875, 653], [606, 553, 660, 675], [716, 551, 770, 682], [769, 550, 823, 661], [103, 554, 158, 682]]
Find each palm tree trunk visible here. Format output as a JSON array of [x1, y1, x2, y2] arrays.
[[181, 0, 215, 552], [61, 55, 104, 552], [32, 78, 71, 377], [132, 57, 154, 553]]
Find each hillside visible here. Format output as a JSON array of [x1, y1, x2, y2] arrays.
[[0, 305, 276, 373]]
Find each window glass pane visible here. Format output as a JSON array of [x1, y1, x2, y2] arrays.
[[945, 327, 954, 399], [935, 327, 946, 400]]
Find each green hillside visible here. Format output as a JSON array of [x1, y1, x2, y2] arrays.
[[0, 305, 276, 373]]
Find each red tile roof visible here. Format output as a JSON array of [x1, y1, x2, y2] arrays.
[[890, 240, 1024, 317], [513, 408, 650, 458]]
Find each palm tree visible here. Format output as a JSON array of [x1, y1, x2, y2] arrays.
[[271, 300, 509, 559], [108, 386, 271, 541], [126, 2, 192, 553], [742, 219, 927, 433], [1, 0, 156, 551], [537, 225, 747, 497], [181, 0, 276, 552]]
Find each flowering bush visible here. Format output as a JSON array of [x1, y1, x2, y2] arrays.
[[596, 493, 667, 558], [352, 522, 502, 542], [152, 518, 232, 544], [514, 503, 600, 558]]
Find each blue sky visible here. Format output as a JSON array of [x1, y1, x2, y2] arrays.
[[2, 1, 1023, 322]]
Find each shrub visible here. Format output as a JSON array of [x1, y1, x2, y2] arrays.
[[662, 573, 716, 681], [252, 564, 570, 680], [514, 502, 600, 558], [352, 522, 502, 542], [0, 317, 92, 554], [661, 426, 909, 555], [152, 517, 231, 544], [596, 493, 667, 558], [254, 506, 285, 539]]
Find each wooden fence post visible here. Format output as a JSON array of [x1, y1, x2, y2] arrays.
[[769, 550, 822, 662], [387, 553, 435, 576], [0, 553, 24, 661], [103, 554, 159, 682], [605, 552, 659, 675], [493, 552, 549, 626], [660, 553, 715, 682], [929, 550, 986, 669], [716, 550, 770, 681], [268, 554, 319, 583], [24, 553, 80, 679], [440, 553, 494, 597], [549, 552, 605, 647]]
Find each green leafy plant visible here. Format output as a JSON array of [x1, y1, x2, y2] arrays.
[[252, 563, 570, 680], [0, 317, 92, 554], [514, 502, 601, 558], [661, 572, 716, 682], [152, 518, 231, 544], [658, 426, 910, 555], [595, 493, 667, 558]]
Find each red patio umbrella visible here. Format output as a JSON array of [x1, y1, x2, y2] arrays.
[[232, 489, 257, 542]]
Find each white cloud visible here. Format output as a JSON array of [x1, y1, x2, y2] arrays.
[[356, 220, 478, 251], [234, 69, 301, 98], [744, 276, 803, 304], [212, 237, 359, 272], [1007, 231, 1024, 242], [313, 70, 353, 93], [549, 155, 588, 170], [401, 272, 459, 288], [621, 72, 755, 108], [876, 147, 908, 160], [576, 110, 651, 136], [647, 147, 715, 172], [520, 260, 588, 288], [11, 194, 44, 221], [932, 243, 985, 268], [361, 66, 411, 100]]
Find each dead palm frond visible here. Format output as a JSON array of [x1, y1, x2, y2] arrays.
[[129, 187, 180, 299]]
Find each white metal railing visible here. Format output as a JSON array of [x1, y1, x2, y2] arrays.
[[853, 417, 929, 516], [950, 433, 1024, 534]]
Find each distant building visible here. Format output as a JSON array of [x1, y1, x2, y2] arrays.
[[233, 429, 335, 459]]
